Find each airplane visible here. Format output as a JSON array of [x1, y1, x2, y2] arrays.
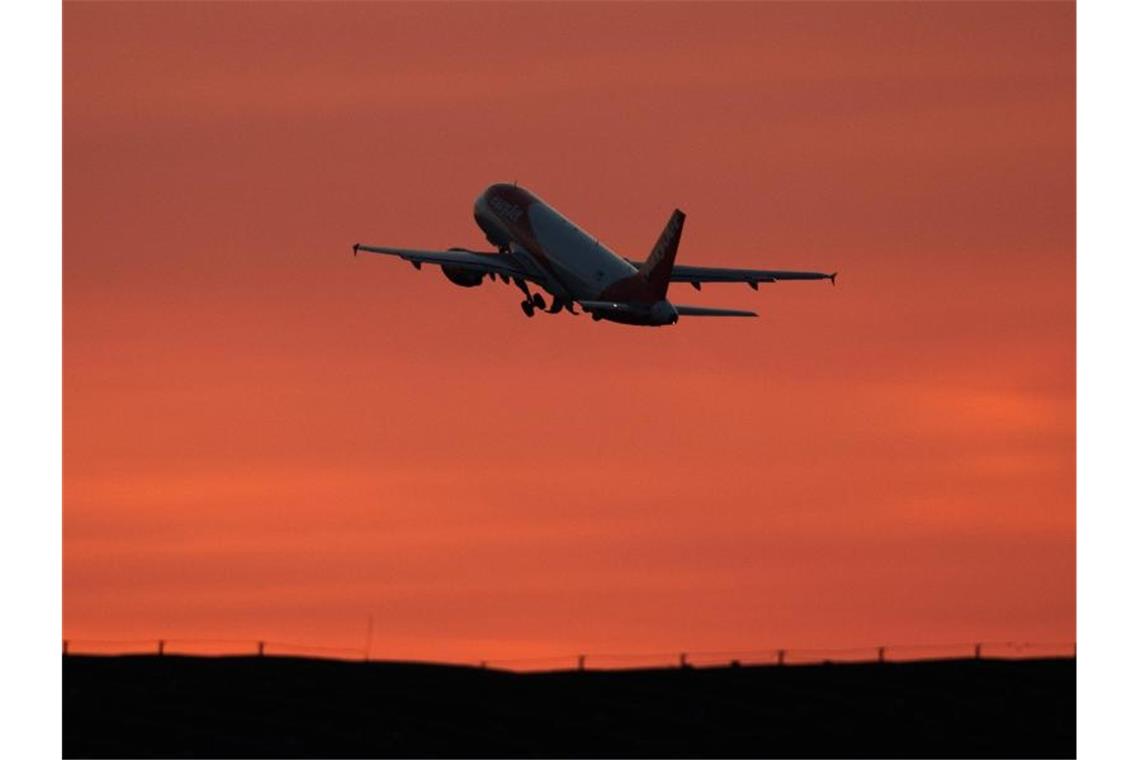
[[353, 183, 836, 327]]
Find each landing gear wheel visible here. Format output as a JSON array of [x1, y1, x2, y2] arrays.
[[521, 300, 535, 318], [531, 293, 547, 311]]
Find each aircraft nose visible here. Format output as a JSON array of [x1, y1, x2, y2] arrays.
[[474, 190, 497, 221], [473, 192, 509, 249]]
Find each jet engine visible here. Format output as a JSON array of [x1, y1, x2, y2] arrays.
[[441, 265, 484, 288]]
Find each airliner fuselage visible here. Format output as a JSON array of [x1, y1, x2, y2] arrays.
[[474, 183, 657, 313]]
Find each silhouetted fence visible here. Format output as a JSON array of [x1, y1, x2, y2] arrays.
[[477, 641, 1075, 671], [61, 638, 368, 660], [61, 638, 1075, 671]]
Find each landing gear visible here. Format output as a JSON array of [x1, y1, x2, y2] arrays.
[[511, 278, 576, 318], [515, 278, 537, 319]]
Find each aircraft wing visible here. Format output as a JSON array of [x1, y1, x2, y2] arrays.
[[625, 260, 837, 290], [353, 244, 530, 279]]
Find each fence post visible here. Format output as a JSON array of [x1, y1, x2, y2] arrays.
[[679, 652, 688, 669], [777, 649, 786, 666], [257, 641, 265, 657], [63, 640, 69, 657], [157, 639, 165, 656], [974, 643, 982, 660], [577, 654, 586, 671], [878, 646, 886, 663]]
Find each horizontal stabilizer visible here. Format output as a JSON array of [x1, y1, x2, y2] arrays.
[[673, 305, 758, 318]]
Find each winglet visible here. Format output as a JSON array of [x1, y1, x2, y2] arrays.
[[829, 272, 838, 286], [353, 243, 359, 257]]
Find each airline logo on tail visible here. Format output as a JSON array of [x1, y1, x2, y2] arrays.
[[641, 209, 685, 300]]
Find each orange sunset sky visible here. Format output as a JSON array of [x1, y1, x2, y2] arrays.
[[64, 1, 1074, 662]]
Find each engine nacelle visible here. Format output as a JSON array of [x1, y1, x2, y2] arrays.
[[441, 264, 484, 288]]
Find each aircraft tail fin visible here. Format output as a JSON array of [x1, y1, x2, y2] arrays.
[[640, 209, 685, 300]]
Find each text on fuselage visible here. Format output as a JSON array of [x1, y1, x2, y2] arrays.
[[490, 194, 524, 223]]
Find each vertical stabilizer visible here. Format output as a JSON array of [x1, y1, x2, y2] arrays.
[[640, 209, 685, 300]]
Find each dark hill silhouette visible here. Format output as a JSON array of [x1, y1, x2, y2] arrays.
[[64, 654, 1074, 758]]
